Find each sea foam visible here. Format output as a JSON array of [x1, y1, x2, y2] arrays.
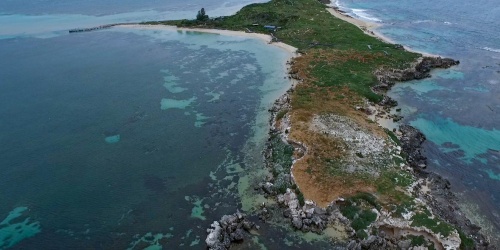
[[482, 47, 500, 53], [351, 9, 382, 22]]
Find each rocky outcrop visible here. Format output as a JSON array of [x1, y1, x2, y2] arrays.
[[419, 173, 491, 249], [205, 211, 256, 250], [399, 125, 427, 172], [399, 126, 491, 248], [277, 189, 332, 233], [347, 236, 397, 250], [261, 51, 491, 249], [373, 57, 459, 94], [416, 57, 460, 76], [368, 51, 494, 249]]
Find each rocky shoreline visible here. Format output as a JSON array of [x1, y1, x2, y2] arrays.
[[399, 125, 490, 248], [204, 55, 494, 249], [205, 211, 258, 250]]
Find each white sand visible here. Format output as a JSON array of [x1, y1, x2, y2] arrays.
[[326, 8, 439, 57], [326, 8, 381, 32], [115, 24, 298, 55]]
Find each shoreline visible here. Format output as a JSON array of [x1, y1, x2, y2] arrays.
[[115, 2, 491, 248], [325, 6, 495, 245], [115, 24, 298, 55], [325, 7, 440, 58]]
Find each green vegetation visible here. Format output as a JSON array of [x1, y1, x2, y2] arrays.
[[296, 191, 305, 206], [276, 109, 288, 121], [350, 192, 380, 209], [411, 212, 455, 237], [196, 8, 209, 21], [377, 170, 414, 193], [392, 199, 415, 218], [144, 0, 420, 101], [385, 128, 400, 145], [269, 135, 294, 173], [409, 235, 426, 246], [267, 133, 297, 194], [356, 229, 368, 239], [408, 235, 435, 249], [458, 230, 475, 249], [339, 193, 378, 237], [146, 0, 464, 245]]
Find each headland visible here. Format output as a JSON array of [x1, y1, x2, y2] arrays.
[[118, 0, 492, 248]]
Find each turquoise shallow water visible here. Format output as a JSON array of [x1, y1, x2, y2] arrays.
[[0, 23, 316, 248], [2, 0, 498, 247], [337, 0, 500, 237]]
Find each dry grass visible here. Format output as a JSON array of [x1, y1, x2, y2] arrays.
[[287, 51, 391, 207]]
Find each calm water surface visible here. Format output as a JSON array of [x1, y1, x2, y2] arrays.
[[0, 1, 338, 248]]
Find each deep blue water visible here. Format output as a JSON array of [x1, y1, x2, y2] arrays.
[[337, 0, 500, 240]]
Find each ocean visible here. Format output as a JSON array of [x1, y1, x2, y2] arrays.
[[0, 0, 325, 249], [335, 0, 500, 241], [1, 0, 498, 248]]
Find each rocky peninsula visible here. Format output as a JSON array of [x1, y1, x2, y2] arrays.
[[142, 0, 493, 248]]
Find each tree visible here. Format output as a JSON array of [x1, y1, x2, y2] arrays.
[[196, 8, 209, 21]]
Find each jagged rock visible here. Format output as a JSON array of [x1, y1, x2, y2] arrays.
[[303, 218, 312, 226], [379, 96, 398, 108], [205, 211, 256, 250], [277, 194, 285, 204], [292, 216, 303, 229], [312, 215, 325, 228], [260, 182, 274, 194], [314, 206, 326, 215], [306, 208, 314, 218], [416, 57, 460, 75], [394, 44, 405, 50], [397, 239, 411, 249], [373, 56, 459, 95], [257, 206, 270, 221], [230, 229, 245, 241], [347, 240, 360, 250], [400, 125, 427, 171], [242, 220, 253, 231], [283, 209, 292, 218], [206, 221, 226, 250]]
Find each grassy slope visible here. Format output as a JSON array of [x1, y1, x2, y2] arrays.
[[147, 0, 465, 244]]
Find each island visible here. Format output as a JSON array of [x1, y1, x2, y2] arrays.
[[135, 0, 492, 248]]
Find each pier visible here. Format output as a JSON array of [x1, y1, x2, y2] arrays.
[[68, 23, 137, 33]]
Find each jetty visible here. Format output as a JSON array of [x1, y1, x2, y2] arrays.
[[68, 23, 137, 33]]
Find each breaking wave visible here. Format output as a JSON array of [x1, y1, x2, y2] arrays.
[[482, 47, 500, 53], [351, 8, 382, 22]]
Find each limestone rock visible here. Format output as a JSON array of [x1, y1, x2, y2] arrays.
[[205, 211, 256, 250]]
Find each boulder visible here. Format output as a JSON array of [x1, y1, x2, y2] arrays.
[[205, 211, 256, 250]]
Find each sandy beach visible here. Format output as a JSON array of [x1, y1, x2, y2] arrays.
[[115, 24, 298, 55], [326, 7, 438, 57]]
